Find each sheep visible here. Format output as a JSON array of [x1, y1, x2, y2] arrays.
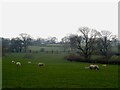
[[89, 64, 99, 70], [28, 61, 31, 64], [102, 64, 107, 67], [16, 62, 21, 67], [11, 60, 15, 63], [38, 62, 45, 67]]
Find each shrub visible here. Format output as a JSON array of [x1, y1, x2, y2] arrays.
[[64, 54, 120, 65], [64, 53, 85, 62]]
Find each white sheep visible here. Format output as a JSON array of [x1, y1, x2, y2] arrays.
[[38, 62, 45, 67], [89, 64, 99, 70], [16, 62, 21, 67], [28, 61, 31, 64], [102, 64, 107, 67], [11, 60, 15, 63]]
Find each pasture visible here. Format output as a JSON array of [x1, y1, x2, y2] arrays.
[[2, 53, 119, 88], [28, 45, 64, 52], [0, 58, 2, 89]]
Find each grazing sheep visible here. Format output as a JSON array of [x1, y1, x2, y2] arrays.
[[11, 60, 15, 63], [38, 62, 45, 67], [102, 64, 107, 67], [89, 64, 99, 70], [28, 61, 31, 64], [16, 62, 21, 67]]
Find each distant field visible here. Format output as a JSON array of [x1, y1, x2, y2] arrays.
[[111, 46, 118, 53], [28, 46, 64, 52], [2, 53, 119, 88], [28, 45, 118, 53]]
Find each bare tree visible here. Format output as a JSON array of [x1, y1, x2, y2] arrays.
[[19, 33, 32, 52], [77, 27, 100, 60], [61, 36, 70, 52], [98, 30, 116, 59], [69, 34, 78, 52], [33, 37, 45, 46], [45, 37, 58, 44], [118, 43, 120, 54], [2, 38, 11, 56], [10, 37, 23, 52]]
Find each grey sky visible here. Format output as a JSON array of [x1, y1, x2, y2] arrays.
[[1, 0, 118, 41]]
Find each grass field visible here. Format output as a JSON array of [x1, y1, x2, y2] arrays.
[[28, 46, 64, 52], [0, 57, 2, 89], [2, 53, 119, 88]]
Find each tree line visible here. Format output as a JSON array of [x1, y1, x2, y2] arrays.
[[1, 33, 58, 54], [1, 27, 120, 60], [64, 27, 119, 61]]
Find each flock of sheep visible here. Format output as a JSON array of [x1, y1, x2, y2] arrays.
[[11, 60, 106, 70], [11, 60, 45, 67]]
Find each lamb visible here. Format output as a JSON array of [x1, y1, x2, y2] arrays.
[[16, 62, 21, 67], [38, 62, 45, 67], [89, 64, 99, 70], [28, 61, 31, 64], [11, 60, 15, 63]]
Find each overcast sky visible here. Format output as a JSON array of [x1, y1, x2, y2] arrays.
[[1, 0, 118, 41]]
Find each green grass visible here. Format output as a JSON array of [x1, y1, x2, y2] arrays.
[[0, 57, 2, 89], [2, 53, 119, 88]]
